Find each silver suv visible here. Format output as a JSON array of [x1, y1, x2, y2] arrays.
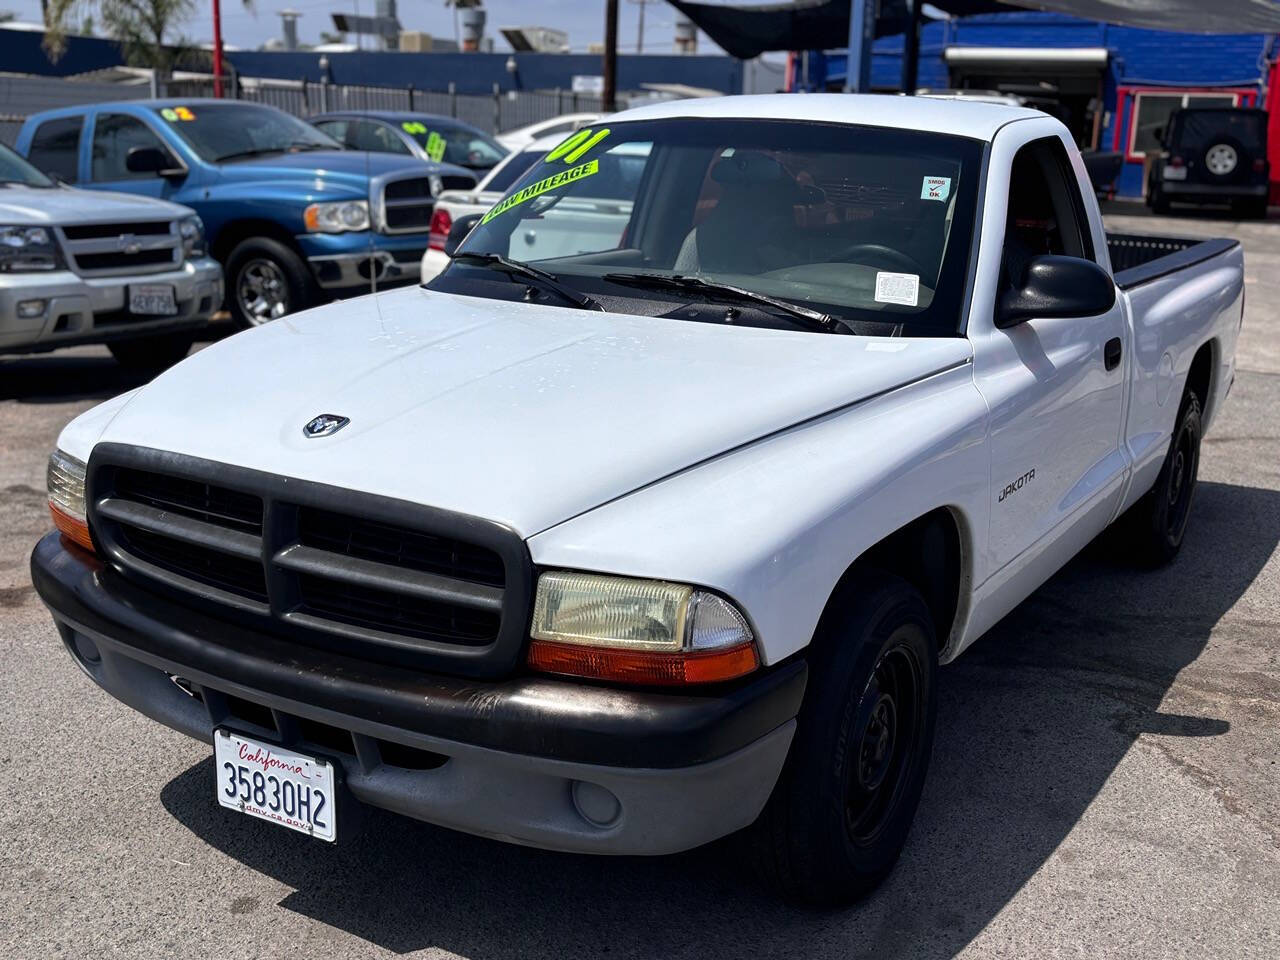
[[0, 142, 221, 368]]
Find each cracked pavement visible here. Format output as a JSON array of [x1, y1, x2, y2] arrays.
[[0, 206, 1277, 958]]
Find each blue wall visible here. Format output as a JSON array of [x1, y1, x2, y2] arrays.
[[0, 26, 743, 95], [801, 12, 1274, 197]]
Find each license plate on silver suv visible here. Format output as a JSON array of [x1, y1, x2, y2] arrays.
[[128, 284, 177, 315], [214, 729, 336, 841]]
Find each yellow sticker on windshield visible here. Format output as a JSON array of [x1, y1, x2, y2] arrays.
[[161, 106, 195, 122], [425, 130, 446, 163], [480, 159, 599, 224], [544, 128, 610, 165], [401, 120, 428, 134]]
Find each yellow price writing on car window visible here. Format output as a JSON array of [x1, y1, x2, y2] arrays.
[[161, 107, 196, 122], [401, 121, 428, 134], [424, 131, 446, 162]]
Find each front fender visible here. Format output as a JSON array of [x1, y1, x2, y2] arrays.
[[527, 361, 990, 666]]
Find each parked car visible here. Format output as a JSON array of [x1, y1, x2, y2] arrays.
[[34, 95, 1241, 906], [0, 141, 220, 368], [16, 100, 476, 326], [310, 111, 508, 175], [420, 135, 558, 282], [496, 112, 604, 151], [1147, 106, 1270, 217]]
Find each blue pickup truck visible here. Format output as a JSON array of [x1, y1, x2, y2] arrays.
[[16, 99, 476, 326]]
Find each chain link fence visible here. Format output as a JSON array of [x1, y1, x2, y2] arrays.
[[0, 72, 608, 145]]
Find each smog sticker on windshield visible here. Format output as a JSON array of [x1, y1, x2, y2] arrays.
[[480, 159, 600, 224], [874, 271, 920, 307], [920, 176, 951, 202]]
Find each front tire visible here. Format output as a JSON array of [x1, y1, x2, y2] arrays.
[[748, 573, 938, 906], [1120, 392, 1202, 566], [226, 237, 317, 328]]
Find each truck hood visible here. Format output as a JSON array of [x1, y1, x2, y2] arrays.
[[0, 184, 191, 223], [97, 286, 971, 536], [217, 151, 470, 191]]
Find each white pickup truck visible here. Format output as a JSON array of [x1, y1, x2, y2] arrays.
[[32, 96, 1242, 905]]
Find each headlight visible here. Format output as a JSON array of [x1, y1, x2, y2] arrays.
[[178, 214, 205, 258], [0, 224, 61, 272], [528, 571, 759, 685], [47, 449, 93, 552], [304, 200, 370, 233]]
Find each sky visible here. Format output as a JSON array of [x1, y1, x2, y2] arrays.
[[1, 0, 712, 55]]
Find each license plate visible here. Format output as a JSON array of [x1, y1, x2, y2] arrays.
[[1162, 165, 1188, 181], [128, 283, 177, 315], [214, 729, 336, 841]]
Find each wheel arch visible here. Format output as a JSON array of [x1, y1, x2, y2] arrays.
[[210, 218, 304, 265], [1184, 338, 1216, 421], [815, 506, 974, 662]]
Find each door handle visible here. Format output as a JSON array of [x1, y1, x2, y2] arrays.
[[1104, 337, 1122, 371]]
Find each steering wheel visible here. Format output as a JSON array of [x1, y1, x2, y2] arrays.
[[835, 243, 927, 276]]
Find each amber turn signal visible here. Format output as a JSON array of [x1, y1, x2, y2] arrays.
[[527, 638, 759, 686], [49, 501, 94, 553]]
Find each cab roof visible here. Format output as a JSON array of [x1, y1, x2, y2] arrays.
[[609, 93, 1043, 142]]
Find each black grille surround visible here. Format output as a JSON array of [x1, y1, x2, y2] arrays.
[[86, 444, 533, 679]]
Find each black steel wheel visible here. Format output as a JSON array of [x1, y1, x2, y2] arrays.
[[1117, 391, 1202, 566], [747, 572, 937, 906]]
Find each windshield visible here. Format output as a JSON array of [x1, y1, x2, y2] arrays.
[[448, 118, 984, 334], [401, 119, 507, 169], [483, 149, 545, 193], [153, 103, 339, 163], [0, 142, 53, 187]]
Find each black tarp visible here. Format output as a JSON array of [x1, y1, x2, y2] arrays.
[[667, 0, 1280, 60]]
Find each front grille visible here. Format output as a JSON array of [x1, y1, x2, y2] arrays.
[[58, 220, 181, 277], [62, 221, 172, 240], [88, 446, 532, 678], [379, 175, 474, 234], [73, 249, 179, 272]]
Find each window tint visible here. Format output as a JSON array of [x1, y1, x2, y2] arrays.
[[92, 114, 174, 181], [27, 115, 83, 181], [484, 149, 544, 192], [1002, 137, 1093, 290], [313, 119, 348, 143], [347, 120, 411, 155]]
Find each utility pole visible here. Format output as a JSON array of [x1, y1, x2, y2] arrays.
[[212, 0, 224, 97], [603, 0, 619, 112], [627, 0, 653, 54]]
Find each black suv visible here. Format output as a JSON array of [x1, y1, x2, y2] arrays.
[[1147, 107, 1270, 218]]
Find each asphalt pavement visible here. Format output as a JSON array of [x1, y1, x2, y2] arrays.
[[0, 205, 1277, 959]]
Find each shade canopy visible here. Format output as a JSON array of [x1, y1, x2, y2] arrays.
[[666, 0, 1280, 60]]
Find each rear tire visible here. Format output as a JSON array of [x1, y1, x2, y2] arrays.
[[107, 332, 195, 372], [1150, 186, 1170, 215], [747, 573, 937, 906], [1118, 392, 1202, 566], [226, 237, 318, 328]]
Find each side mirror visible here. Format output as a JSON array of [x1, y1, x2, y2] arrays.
[[126, 146, 182, 177], [996, 254, 1116, 329], [444, 212, 483, 257]]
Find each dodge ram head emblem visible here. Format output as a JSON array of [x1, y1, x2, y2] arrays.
[[303, 414, 350, 438], [118, 234, 142, 255]]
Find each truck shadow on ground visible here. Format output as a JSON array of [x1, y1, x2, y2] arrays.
[[0, 326, 233, 403], [160, 479, 1279, 959]]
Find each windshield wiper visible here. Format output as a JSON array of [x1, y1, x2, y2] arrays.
[[452, 252, 602, 311], [602, 272, 851, 334]]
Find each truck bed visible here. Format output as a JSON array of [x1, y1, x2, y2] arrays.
[[1107, 233, 1239, 289]]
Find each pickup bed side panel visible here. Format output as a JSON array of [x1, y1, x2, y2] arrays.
[[528, 363, 989, 666], [1115, 246, 1244, 513]]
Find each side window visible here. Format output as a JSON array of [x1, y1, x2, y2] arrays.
[[27, 115, 83, 182], [91, 114, 173, 181], [313, 120, 348, 145], [348, 121, 410, 155], [1002, 137, 1094, 289]]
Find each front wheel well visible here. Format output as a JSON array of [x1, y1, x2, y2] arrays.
[[818, 508, 967, 654], [210, 218, 303, 265]]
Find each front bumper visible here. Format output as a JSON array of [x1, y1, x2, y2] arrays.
[[0, 257, 222, 354], [297, 232, 427, 291], [31, 533, 803, 855]]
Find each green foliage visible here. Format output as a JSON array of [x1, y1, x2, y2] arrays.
[[44, 0, 252, 70]]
